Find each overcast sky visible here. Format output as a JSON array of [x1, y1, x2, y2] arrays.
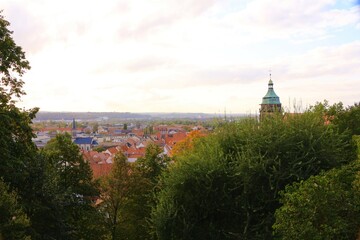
[[2, 0, 360, 113]]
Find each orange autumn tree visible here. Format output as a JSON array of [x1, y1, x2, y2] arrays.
[[171, 130, 205, 157]]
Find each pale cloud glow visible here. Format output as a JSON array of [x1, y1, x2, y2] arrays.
[[2, 0, 360, 113]]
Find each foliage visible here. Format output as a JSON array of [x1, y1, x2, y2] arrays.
[[334, 102, 360, 136], [130, 143, 171, 239], [308, 99, 344, 117], [92, 122, 99, 133], [0, 179, 31, 240], [0, 11, 31, 103], [354, 135, 360, 156], [100, 152, 135, 240], [171, 130, 203, 157], [309, 100, 360, 136], [135, 143, 170, 184], [144, 125, 154, 136], [0, 13, 106, 239], [151, 112, 357, 239], [0, 11, 38, 190], [42, 133, 96, 196], [0, 12, 37, 239], [100, 144, 170, 239], [273, 161, 360, 240], [20, 152, 106, 240], [27, 133, 104, 239], [93, 146, 106, 153], [0, 104, 38, 189], [151, 138, 241, 240]]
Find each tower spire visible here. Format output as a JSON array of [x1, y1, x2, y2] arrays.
[[269, 69, 272, 80], [72, 118, 76, 137], [268, 69, 273, 87], [260, 72, 281, 119]]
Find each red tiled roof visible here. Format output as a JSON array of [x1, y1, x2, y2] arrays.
[[119, 144, 129, 152], [132, 129, 144, 136], [126, 138, 137, 145], [82, 151, 109, 164], [125, 147, 145, 156], [106, 147, 119, 155], [90, 163, 113, 178], [165, 132, 187, 146]]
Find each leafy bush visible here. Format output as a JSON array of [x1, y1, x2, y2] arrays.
[[151, 112, 357, 239], [273, 161, 360, 240]]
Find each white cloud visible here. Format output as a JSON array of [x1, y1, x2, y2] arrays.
[[1, 0, 359, 113], [271, 41, 360, 109], [223, 0, 359, 41]]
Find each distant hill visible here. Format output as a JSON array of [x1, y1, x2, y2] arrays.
[[34, 111, 247, 121]]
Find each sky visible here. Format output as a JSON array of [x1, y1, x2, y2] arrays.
[[2, 0, 360, 113]]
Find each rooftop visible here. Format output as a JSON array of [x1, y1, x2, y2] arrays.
[[261, 79, 281, 105]]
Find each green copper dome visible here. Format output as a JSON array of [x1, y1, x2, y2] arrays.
[[262, 79, 281, 105]]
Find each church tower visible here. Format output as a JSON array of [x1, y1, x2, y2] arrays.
[[260, 74, 281, 119], [72, 118, 77, 138]]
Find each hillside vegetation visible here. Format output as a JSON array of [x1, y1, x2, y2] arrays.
[[151, 109, 358, 239]]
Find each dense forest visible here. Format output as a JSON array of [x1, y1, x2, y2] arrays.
[[1, 12, 360, 239]]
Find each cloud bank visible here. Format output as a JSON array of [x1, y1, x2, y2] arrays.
[[2, 0, 359, 113]]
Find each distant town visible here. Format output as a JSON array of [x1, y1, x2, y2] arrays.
[[32, 111, 249, 178], [32, 79, 279, 178]]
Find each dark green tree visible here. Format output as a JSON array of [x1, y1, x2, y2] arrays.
[[309, 100, 360, 136], [0, 178, 31, 240], [334, 102, 360, 136], [0, 104, 38, 189], [0, 10, 38, 190], [99, 144, 170, 240], [100, 152, 134, 240], [273, 160, 360, 240], [151, 112, 357, 239], [42, 133, 96, 197], [0, 13, 106, 239], [0, 11, 30, 103], [0, 12, 40, 239], [128, 143, 170, 239], [31, 133, 104, 239], [134, 143, 170, 184], [308, 100, 344, 117]]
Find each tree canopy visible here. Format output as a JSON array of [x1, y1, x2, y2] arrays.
[[0, 11, 30, 103], [0, 10, 38, 190], [151, 112, 357, 239], [0, 178, 31, 239], [274, 160, 360, 240], [309, 100, 360, 136], [100, 144, 171, 239], [100, 152, 138, 240], [35, 133, 102, 239]]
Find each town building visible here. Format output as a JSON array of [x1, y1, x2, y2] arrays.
[[260, 75, 282, 119], [73, 137, 98, 151]]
